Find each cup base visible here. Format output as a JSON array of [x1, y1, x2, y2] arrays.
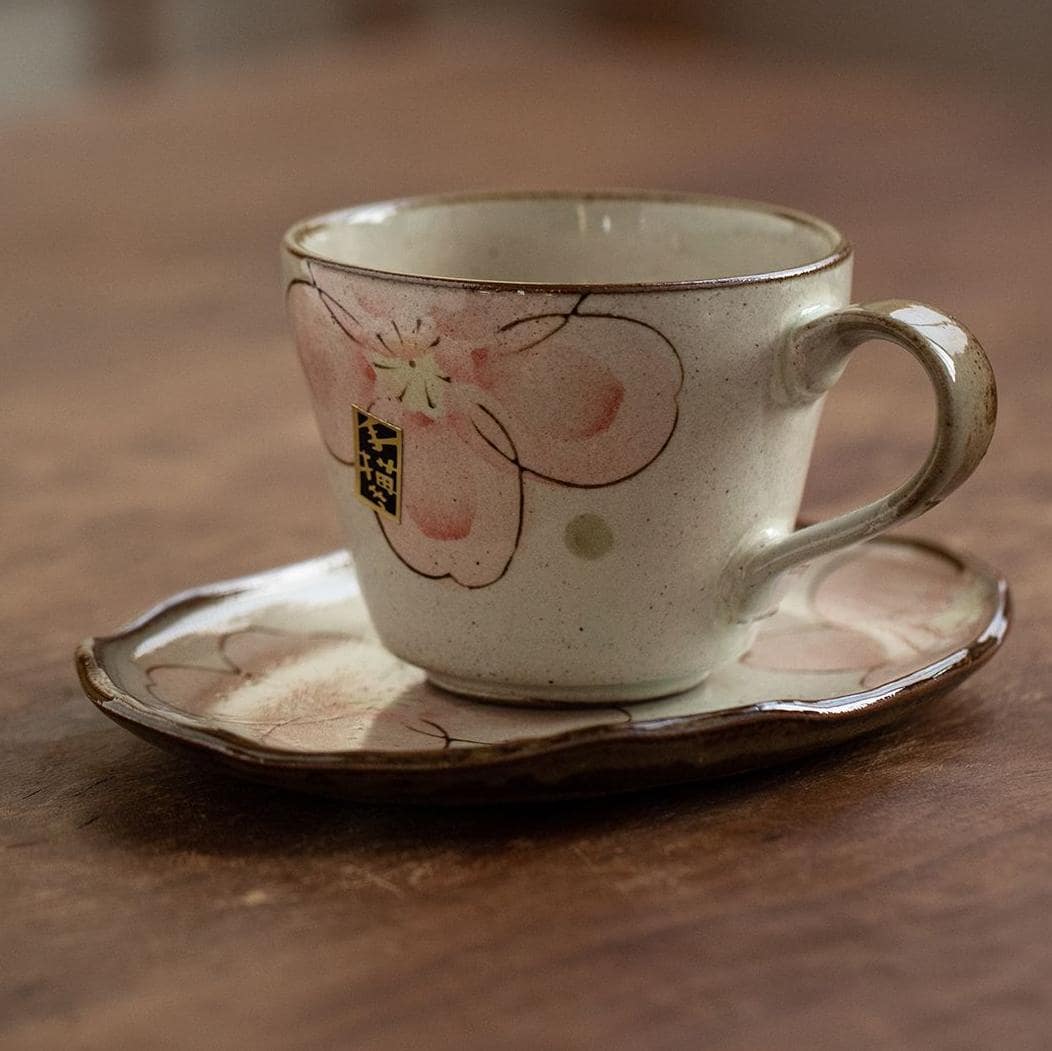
[[425, 669, 711, 709]]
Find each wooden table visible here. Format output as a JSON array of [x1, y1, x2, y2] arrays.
[[3, 27, 1050, 1048]]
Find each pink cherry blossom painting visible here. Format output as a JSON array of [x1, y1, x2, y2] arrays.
[[287, 263, 683, 587]]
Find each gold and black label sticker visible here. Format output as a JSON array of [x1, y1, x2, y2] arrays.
[[352, 405, 402, 521]]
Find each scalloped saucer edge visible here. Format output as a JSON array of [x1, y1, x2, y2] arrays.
[[76, 535, 1009, 803]]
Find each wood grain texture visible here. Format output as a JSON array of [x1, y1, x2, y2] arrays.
[[2, 25, 1050, 1049]]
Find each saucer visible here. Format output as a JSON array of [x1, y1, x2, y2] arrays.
[[76, 536, 1008, 803]]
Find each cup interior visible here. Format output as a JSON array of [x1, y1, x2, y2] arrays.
[[286, 192, 846, 288]]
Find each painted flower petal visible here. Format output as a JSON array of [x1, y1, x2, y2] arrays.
[[744, 621, 886, 673], [473, 311, 682, 485], [428, 294, 580, 388], [813, 544, 961, 626], [309, 264, 442, 362], [287, 281, 376, 462], [373, 400, 522, 588], [429, 292, 580, 345]]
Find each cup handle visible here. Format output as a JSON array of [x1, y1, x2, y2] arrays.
[[732, 300, 997, 620]]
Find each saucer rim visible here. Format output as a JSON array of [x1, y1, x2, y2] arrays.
[[75, 536, 1010, 787]]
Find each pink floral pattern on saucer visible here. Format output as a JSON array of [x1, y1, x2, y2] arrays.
[[743, 540, 980, 688], [287, 264, 682, 586], [82, 537, 1002, 753], [77, 538, 1007, 800]]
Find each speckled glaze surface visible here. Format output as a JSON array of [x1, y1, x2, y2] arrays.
[[76, 536, 1009, 803], [282, 192, 996, 703]]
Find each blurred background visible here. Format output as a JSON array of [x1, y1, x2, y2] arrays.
[[3, 0, 1051, 116], [4, 0, 1049, 595]]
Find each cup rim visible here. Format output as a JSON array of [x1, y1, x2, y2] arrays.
[[282, 189, 853, 293]]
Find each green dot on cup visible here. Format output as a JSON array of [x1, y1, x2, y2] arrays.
[[564, 514, 614, 560]]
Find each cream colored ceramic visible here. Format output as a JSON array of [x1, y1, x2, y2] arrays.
[[76, 537, 1009, 803], [282, 191, 996, 704]]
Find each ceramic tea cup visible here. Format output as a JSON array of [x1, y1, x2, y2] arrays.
[[283, 191, 995, 705]]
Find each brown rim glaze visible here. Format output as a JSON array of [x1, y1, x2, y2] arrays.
[[74, 538, 1009, 804], [282, 189, 854, 294]]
